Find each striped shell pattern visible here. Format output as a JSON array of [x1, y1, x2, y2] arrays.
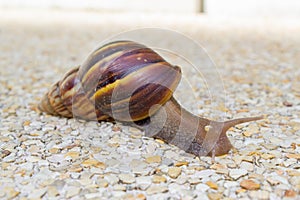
[[39, 41, 182, 122]]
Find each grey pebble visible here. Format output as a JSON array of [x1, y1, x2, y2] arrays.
[[229, 169, 248, 180], [195, 183, 210, 193]]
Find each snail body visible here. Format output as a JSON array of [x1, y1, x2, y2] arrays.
[[39, 40, 263, 158]]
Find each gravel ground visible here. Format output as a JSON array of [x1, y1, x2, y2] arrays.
[[0, 10, 300, 200]]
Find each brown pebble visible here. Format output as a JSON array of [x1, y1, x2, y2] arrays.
[[68, 166, 83, 173], [240, 179, 260, 190], [206, 181, 218, 190], [286, 153, 300, 159], [97, 179, 109, 188], [152, 175, 167, 183], [82, 158, 106, 169], [1, 150, 11, 158], [291, 143, 297, 150], [283, 101, 293, 107], [207, 192, 222, 200], [2, 162, 10, 169], [23, 120, 31, 126], [112, 125, 121, 132], [64, 151, 80, 159], [287, 170, 300, 177], [49, 148, 60, 154], [174, 161, 189, 167], [136, 193, 146, 200], [237, 108, 249, 113], [145, 155, 161, 164], [284, 189, 297, 197], [261, 153, 275, 159], [236, 188, 246, 194]]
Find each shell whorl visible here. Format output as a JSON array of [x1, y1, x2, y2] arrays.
[[38, 67, 110, 121], [39, 41, 181, 122]]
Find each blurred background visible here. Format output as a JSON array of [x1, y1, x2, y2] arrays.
[[1, 0, 300, 18]]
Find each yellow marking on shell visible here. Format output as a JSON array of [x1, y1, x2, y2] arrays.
[[91, 79, 121, 101], [91, 63, 180, 121], [82, 51, 124, 84], [91, 63, 157, 100]]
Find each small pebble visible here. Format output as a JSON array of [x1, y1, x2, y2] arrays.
[[195, 184, 210, 193], [146, 186, 168, 195], [152, 175, 167, 183], [136, 176, 152, 190], [97, 179, 109, 188], [168, 167, 182, 179], [229, 169, 248, 180], [249, 190, 270, 200], [206, 181, 218, 190], [284, 189, 297, 198], [207, 193, 222, 200], [113, 184, 126, 191], [145, 155, 162, 164], [136, 193, 147, 200], [65, 186, 81, 198], [81, 158, 106, 168], [189, 178, 201, 185], [174, 161, 189, 167], [104, 174, 119, 185], [119, 174, 135, 184], [47, 186, 59, 197], [64, 151, 80, 159], [267, 177, 280, 186], [240, 179, 260, 190]]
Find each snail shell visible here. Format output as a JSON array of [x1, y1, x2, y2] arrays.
[[39, 41, 181, 122]]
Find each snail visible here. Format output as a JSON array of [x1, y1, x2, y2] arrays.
[[38, 40, 263, 158]]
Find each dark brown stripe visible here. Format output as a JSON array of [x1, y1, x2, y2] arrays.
[[60, 67, 79, 96], [110, 65, 180, 120], [78, 41, 146, 81], [80, 41, 168, 98], [48, 82, 72, 117], [58, 68, 109, 120], [93, 62, 181, 121], [93, 49, 166, 95]]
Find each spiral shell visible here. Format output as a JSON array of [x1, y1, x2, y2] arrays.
[[39, 41, 181, 122]]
